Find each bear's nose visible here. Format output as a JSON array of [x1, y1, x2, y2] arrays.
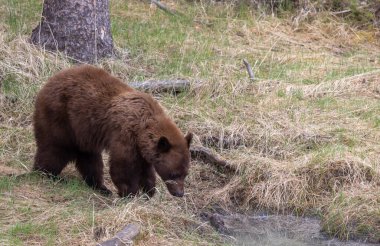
[[172, 191, 184, 197]]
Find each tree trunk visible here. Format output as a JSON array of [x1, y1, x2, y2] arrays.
[[30, 0, 114, 63]]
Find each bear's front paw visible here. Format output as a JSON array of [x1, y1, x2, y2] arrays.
[[117, 184, 139, 198], [143, 187, 156, 198], [97, 185, 112, 196]]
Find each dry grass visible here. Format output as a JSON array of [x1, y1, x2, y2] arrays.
[[322, 184, 380, 242], [1, 0, 380, 244]]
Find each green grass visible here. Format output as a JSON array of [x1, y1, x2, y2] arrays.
[[0, 173, 111, 245], [6, 222, 58, 245], [2, 0, 41, 38], [315, 97, 338, 109], [255, 56, 378, 85], [0, 172, 91, 198], [0, 176, 14, 192], [322, 190, 380, 242], [308, 144, 348, 165], [1, 75, 40, 109], [373, 116, 380, 128], [324, 65, 376, 81], [56, 176, 94, 198], [111, 3, 219, 79], [2, 75, 19, 95]]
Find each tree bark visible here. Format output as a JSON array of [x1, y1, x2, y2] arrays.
[[30, 0, 114, 63]]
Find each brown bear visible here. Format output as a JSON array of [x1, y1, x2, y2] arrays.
[[33, 65, 192, 197]]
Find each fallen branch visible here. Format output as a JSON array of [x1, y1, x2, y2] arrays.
[[190, 146, 236, 172], [151, 0, 181, 16], [129, 79, 191, 93], [243, 59, 254, 81], [201, 135, 251, 149], [98, 223, 140, 246]]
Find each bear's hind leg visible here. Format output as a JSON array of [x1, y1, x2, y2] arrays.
[[75, 151, 112, 195], [33, 145, 74, 177]]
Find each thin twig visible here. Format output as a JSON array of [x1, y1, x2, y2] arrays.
[[331, 9, 351, 15]]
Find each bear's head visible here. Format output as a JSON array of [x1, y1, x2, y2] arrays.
[[138, 116, 193, 197], [154, 132, 193, 197]]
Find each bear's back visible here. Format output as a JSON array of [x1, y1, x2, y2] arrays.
[[34, 65, 135, 151], [41, 65, 132, 101]]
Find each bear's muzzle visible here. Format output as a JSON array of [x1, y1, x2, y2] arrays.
[[165, 179, 185, 197]]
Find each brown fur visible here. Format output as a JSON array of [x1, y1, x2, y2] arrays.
[[33, 65, 192, 197]]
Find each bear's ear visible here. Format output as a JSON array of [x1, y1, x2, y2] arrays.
[[157, 136, 171, 153], [185, 132, 193, 148]]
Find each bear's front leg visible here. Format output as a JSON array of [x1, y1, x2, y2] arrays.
[[110, 156, 142, 197], [113, 183, 140, 197], [140, 161, 156, 198], [109, 139, 147, 197], [114, 174, 140, 198]]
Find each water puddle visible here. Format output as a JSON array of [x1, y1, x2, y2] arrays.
[[203, 213, 376, 246]]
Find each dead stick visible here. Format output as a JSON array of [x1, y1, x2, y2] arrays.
[[190, 146, 236, 172], [129, 79, 191, 93], [98, 223, 140, 246], [243, 59, 254, 80], [151, 0, 179, 16], [332, 9, 351, 15]]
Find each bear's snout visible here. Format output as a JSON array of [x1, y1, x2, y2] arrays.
[[172, 190, 184, 197], [165, 179, 185, 197]]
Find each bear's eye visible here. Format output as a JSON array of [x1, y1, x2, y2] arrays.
[[157, 136, 171, 153], [169, 173, 181, 180]]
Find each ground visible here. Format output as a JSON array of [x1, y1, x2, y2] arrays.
[[0, 0, 379, 245]]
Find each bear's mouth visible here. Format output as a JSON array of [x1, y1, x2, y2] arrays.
[[164, 180, 184, 197], [171, 191, 184, 197], [165, 180, 178, 185]]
